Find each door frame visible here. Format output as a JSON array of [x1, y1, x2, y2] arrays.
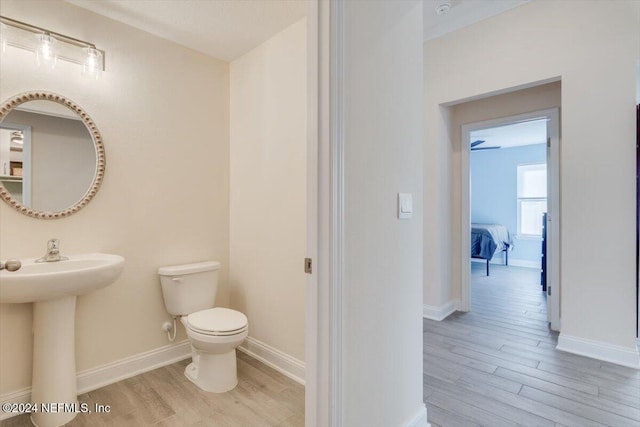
[[306, 0, 344, 425], [460, 108, 561, 331], [305, 1, 319, 424]]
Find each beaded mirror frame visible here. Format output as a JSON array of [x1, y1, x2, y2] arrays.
[[0, 91, 105, 219]]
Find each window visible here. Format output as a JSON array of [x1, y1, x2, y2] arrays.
[[517, 163, 547, 237]]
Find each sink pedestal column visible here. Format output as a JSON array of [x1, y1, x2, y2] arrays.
[[31, 295, 78, 427]]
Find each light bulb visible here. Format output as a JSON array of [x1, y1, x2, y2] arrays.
[[0, 23, 7, 53], [36, 33, 57, 69], [82, 47, 102, 79]]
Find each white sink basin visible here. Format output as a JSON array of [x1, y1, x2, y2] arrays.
[[0, 253, 124, 303], [0, 252, 124, 427]]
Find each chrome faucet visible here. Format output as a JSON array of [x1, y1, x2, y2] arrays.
[[0, 259, 21, 271], [35, 238, 69, 263]]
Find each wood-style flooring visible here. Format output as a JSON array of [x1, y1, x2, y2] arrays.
[[4, 263, 638, 426], [424, 263, 640, 427], [1, 352, 304, 427]]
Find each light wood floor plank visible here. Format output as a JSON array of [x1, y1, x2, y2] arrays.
[[426, 314, 544, 347], [519, 386, 640, 427], [425, 374, 556, 426], [0, 353, 303, 427], [427, 351, 523, 393], [464, 310, 550, 331], [449, 344, 541, 370], [499, 341, 600, 369], [425, 264, 639, 427], [426, 403, 483, 427], [495, 367, 640, 421], [536, 362, 640, 397], [598, 387, 640, 410], [424, 387, 519, 427], [424, 343, 498, 374], [598, 361, 640, 379], [448, 316, 552, 340], [446, 315, 556, 342], [424, 331, 540, 369]]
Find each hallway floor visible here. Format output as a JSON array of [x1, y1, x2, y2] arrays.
[[424, 263, 640, 427], [0, 352, 304, 427]]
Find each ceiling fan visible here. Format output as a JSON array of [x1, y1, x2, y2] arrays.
[[470, 140, 501, 151]]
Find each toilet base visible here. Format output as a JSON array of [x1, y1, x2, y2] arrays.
[[184, 349, 238, 393]]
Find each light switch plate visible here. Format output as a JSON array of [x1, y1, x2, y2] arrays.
[[398, 193, 412, 219]]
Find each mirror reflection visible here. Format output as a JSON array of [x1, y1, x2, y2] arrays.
[[0, 100, 97, 213]]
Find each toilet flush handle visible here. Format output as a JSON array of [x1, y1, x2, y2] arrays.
[[171, 277, 183, 283]]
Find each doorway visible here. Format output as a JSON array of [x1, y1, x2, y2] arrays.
[[0, 123, 30, 207], [460, 109, 560, 331]]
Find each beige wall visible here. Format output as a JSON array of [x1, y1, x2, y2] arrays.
[[424, 1, 639, 350], [229, 19, 306, 361], [343, 1, 425, 425], [0, 0, 229, 394], [449, 82, 562, 299]]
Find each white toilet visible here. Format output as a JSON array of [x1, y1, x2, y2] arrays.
[[158, 261, 248, 393]]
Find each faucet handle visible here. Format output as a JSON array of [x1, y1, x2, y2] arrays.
[[48, 238, 60, 251], [0, 259, 21, 271]]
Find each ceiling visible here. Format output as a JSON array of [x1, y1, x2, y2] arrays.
[[470, 118, 547, 150], [65, 0, 531, 62], [65, 0, 306, 61], [423, 0, 530, 41]]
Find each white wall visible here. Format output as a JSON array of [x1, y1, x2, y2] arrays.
[[343, 1, 426, 425], [0, 0, 229, 394], [424, 1, 640, 354], [229, 19, 306, 361]]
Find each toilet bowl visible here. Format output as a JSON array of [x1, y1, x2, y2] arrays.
[[158, 261, 248, 393], [182, 308, 248, 392]]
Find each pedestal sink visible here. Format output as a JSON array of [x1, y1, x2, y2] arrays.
[[0, 253, 125, 427]]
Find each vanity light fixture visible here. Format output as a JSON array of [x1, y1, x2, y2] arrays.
[[0, 15, 105, 79]]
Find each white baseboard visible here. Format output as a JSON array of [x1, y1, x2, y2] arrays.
[[470, 258, 540, 269], [0, 387, 31, 421], [238, 336, 305, 385], [403, 405, 429, 427], [423, 299, 459, 321], [557, 334, 640, 369], [0, 341, 192, 421], [76, 340, 192, 393]]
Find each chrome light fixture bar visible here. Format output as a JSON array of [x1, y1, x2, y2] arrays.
[[0, 15, 105, 77]]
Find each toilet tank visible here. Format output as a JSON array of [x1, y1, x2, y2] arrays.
[[158, 261, 220, 316]]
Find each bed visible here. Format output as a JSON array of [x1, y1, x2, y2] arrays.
[[471, 224, 512, 276]]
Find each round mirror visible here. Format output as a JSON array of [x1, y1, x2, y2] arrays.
[[0, 92, 105, 219]]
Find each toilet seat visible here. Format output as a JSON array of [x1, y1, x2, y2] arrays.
[[186, 308, 248, 336]]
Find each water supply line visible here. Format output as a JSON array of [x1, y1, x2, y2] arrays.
[[165, 316, 177, 342]]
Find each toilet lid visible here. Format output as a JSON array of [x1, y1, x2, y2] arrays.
[[187, 308, 248, 334]]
